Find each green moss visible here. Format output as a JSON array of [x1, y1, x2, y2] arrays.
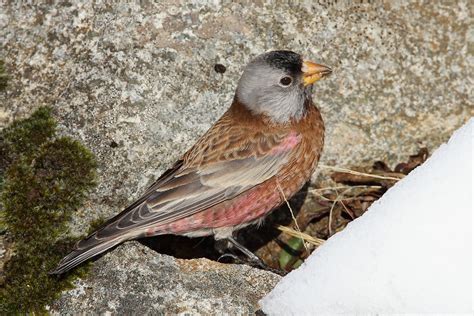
[[0, 107, 56, 174], [0, 107, 97, 313], [0, 60, 7, 91]]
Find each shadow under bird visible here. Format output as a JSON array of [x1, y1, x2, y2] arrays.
[[51, 50, 332, 274]]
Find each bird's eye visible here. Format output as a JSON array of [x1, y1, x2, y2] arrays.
[[279, 76, 292, 86]]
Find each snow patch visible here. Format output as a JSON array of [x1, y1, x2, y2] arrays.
[[261, 119, 473, 314]]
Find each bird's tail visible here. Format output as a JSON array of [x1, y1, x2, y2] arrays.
[[49, 234, 130, 275], [49, 210, 145, 274]]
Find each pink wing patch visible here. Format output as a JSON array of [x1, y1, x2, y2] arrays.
[[270, 131, 301, 154]]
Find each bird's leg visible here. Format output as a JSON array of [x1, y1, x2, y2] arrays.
[[225, 236, 287, 276], [215, 238, 250, 264], [226, 236, 262, 262], [215, 238, 244, 263]]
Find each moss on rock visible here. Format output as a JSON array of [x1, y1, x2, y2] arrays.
[[0, 107, 97, 313], [0, 107, 56, 174], [0, 60, 7, 91]]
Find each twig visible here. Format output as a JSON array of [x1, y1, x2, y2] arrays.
[[339, 200, 355, 220], [328, 194, 337, 236], [276, 180, 309, 252], [309, 185, 383, 192], [302, 190, 334, 201], [328, 186, 355, 236], [276, 225, 325, 247], [307, 185, 382, 199], [318, 164, 404, 181], [306, 185, 382, 202]]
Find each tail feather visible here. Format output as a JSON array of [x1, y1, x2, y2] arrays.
[[50, 201, 149, 274], [49, 235, 130, 274]]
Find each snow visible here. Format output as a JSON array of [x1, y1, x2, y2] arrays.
[[261, 119, 473, 314]]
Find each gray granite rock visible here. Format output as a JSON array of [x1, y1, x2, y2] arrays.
[[1, 1, 472, 231], [49, 242, 280, 314], [1, 1, 472, 314]]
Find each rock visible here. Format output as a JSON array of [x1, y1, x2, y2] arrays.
[[2, 1, 472, 233], [1, 1, 472, 313], [49, 242, 280, 314]]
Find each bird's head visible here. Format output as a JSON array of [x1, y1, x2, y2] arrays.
[[236, 50, 331, 123]]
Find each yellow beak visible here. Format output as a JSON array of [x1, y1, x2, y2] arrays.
[[302, 60, 332, 86]]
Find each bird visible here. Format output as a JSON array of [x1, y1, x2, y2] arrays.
[[51, 50, 331, 274]]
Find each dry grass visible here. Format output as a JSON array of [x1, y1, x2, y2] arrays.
[[276, 225, 325, 247], [306, 185, 382, 201], [319, 164, 404, 181]]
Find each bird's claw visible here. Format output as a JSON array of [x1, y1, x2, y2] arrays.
[[218, 252, 287, 276], [217, 253, 243, 263], [246, 258, 288, 276]]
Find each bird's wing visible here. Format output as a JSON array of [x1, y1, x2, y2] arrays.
[[94, 126, 301, 238]]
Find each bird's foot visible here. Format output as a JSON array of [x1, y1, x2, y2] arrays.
[[217, 252, 243, 263], [218, 252, 286, 276], [219, 237, 287, 276], [245, 255, 288, 276]]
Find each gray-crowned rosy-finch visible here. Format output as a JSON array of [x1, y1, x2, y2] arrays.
[[51, 50, 331, 274]]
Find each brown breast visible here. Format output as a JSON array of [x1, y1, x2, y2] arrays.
[[275, 100, 325, 199]]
